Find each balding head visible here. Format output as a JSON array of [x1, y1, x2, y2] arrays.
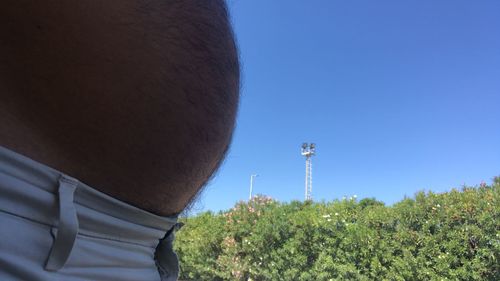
[[0, 0, 239, 215]]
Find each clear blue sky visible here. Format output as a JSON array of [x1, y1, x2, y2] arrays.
[[193, 0, 500, 213]]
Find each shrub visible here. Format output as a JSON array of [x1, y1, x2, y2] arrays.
[[175, 179, 500, 280]]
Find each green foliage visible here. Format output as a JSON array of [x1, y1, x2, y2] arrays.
[[174, 179, 500, 280]]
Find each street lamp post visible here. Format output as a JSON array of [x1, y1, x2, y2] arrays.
[[249, 174, 258, 200]]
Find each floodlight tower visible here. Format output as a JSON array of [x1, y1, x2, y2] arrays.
[[301, 143, 316, 201]]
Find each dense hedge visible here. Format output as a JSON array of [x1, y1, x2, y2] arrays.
[[174, 178, 500, 280]]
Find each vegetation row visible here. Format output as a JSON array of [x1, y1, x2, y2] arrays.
[[174, 177, 500, 281]]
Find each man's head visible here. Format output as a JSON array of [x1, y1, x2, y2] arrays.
[[0, 0, 239, 215]]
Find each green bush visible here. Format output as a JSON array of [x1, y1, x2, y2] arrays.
[[174, 178, 500, 280]]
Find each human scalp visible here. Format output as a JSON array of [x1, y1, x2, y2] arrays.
[[0, 0, 240, 215]]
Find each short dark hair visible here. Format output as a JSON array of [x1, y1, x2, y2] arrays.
[[146, 0, 241, 213], [0, 0, 240, 215]]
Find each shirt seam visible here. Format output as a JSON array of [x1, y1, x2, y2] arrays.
[[76, 230, 157, 249]]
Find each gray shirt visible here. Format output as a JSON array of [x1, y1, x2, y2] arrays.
[[0, 146, 180, 281]]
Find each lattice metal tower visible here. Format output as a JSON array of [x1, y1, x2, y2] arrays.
[[301, 143, 316, 201]]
